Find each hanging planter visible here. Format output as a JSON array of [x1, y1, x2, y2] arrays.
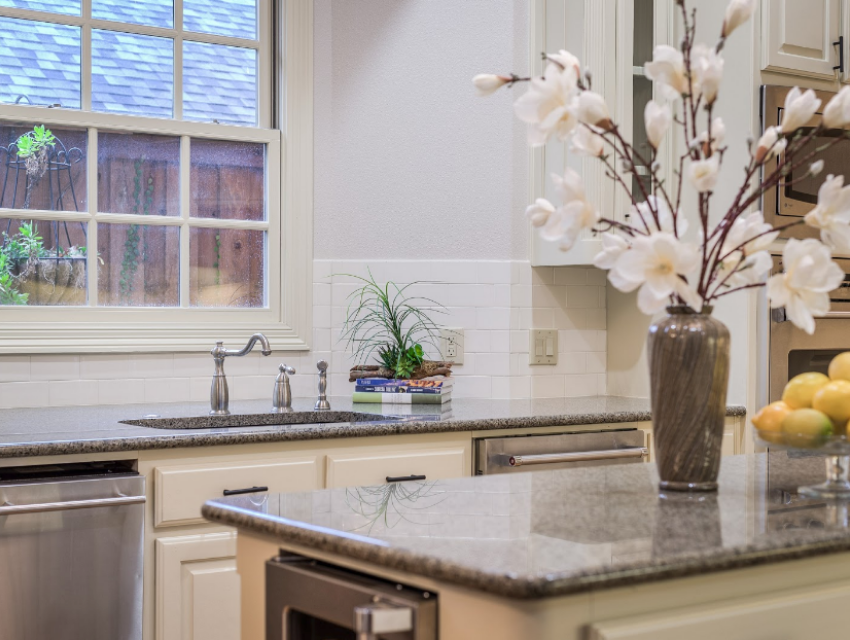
[[13, 255, 87, 306]]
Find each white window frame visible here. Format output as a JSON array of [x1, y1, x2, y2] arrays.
[[0, 0, 313, 354]]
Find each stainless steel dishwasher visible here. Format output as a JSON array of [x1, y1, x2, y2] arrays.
[[266, 553, 437, 640], [474, 428, 648, 475], [0, 460, 145, 640]]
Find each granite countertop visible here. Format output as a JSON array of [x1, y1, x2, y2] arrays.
[[0, 396, 745, 459], [203, 452, 848, 599]]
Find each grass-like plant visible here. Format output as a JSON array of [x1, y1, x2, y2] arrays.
[[339, 271, 445, 379]]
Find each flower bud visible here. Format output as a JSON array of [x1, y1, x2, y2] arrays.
[[472, 74, 511, 97]]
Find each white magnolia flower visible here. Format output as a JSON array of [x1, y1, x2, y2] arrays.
[[608, 232, 702, 314], [780, 87, 821, 134], [691, 44, 724, 105], [547, 49, 582, 77], [804, 174, 850, 254], [716, 250, 773, 289], [699, 117, 726, 155], [526, 198, 556, 227], [723, 210, 779, 256], [823, 86, 850, 129], [722, 0, 756, 38], [767, 238, 844, 334], [645, 45, 688, 101], [547, 168, 601, 251], [472, 74, 511, 97], [573, 91, 612, 130], [755, 126, 787, 163], [514, 63, 580, 145], [593, 232, 629, 270], [645, 101, 671, 149], [630, 196, 688, 237], [688, 154, 720, 193], [570, 124, 605, 157]]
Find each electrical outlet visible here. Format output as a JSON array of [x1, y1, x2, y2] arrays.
[[440, 328, 464, 365], [529, 329, 558, 365]]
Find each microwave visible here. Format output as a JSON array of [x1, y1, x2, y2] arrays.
[[761, 85, 850, 245]]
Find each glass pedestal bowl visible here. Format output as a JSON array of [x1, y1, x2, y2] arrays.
[[757, 429, 850, 499]]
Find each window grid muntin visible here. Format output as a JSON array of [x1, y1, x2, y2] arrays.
[[0, 2, 264, 127]]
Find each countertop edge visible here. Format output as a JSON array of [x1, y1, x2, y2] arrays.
[[0, 404, 747, 460], [200, 500, 850, 600]]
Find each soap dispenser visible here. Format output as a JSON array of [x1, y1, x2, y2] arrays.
[[272, 364, 295, 413]]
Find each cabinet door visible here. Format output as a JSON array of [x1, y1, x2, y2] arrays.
[[156, 532, 239, 640], [325, 448, 466, 488], [590, 581, 850, 640], [154, 456, 320, 527], [761, 0, 841, 79]]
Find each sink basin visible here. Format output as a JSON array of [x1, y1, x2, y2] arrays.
[[121, 411, 399, 430]]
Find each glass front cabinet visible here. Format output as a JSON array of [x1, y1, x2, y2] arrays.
[[529, 0, 672, 266]]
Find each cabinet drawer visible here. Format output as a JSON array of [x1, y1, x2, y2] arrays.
[[154, 456, 320, 527], [325, 448, 466, 489]]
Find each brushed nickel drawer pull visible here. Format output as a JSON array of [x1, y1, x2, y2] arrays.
[[508, 447, 648, 467], [0, 495, 146, 515]]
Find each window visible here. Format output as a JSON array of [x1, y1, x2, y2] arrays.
[[0, 1, 313, 352]]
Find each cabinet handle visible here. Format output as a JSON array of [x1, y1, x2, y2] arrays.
[[222, 485, 269, 496], [835, 35, 845, 73], [385, 474, 426, 483], [508, 447, 648, 467]]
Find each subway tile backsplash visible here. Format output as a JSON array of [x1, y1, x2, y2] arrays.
[[0, 260, 607, 408]]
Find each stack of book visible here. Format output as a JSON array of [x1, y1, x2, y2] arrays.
[[352, 377, 453, 404]]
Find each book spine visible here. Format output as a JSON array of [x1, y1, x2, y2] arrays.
[[355, 378, 451, 388], [352, 392, 449, 404], [354, 385, 444, 394]]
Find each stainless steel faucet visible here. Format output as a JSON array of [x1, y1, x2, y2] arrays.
[[272, 364, 295, 413], [314, 360, 330, 411], [210, 333, 272, 415]]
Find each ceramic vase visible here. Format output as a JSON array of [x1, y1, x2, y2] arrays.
[[647, 306, 730, 492]]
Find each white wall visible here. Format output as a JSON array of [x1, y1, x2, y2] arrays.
[[0, 0, 612, 408]]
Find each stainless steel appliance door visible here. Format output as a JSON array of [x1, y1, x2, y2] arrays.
[[474, 429, 648, 475], [266, 553, 437, 640], [0, 475, 145, 640]]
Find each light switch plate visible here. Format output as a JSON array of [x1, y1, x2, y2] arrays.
[[439, 328, 464, 365], [529, 329, 558, 365]]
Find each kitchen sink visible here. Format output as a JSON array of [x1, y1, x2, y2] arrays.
[[121, 411, 399, 430]]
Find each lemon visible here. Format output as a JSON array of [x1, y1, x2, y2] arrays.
[[830, 352, 850, 382], [781, 408, 834, 448], [782, 372, 830, 409], [813, 380, 850, 425], [752, 401, 792, 433]]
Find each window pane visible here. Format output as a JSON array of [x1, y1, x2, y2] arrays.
[[190, 227, 264, 307], [98, 223, 179, 307], [183, 41, 256, 126], [92, 30, 173, 118], [0, 0, 80, 15], [0, 17, 81, 109], [93, 0, 174, 29], [98, 132, 179, 216], [184, 0, 256, 40], [0, 124, 87, 212], [0, 217, 87, 306], [191, 139, 264, 221]]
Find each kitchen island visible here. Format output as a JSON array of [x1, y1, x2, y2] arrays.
[[204, 452, 850, 640]]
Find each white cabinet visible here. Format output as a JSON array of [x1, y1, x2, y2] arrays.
[[153, 456, 320, 527], [761, 0, 841, 79], [589, 581, 850, 640], [325, 447, 467, 489], [156, 532, 240, 640]]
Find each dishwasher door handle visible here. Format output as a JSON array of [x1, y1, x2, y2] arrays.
[[508, 447, 648, 467], [0, 494, 146, 516]]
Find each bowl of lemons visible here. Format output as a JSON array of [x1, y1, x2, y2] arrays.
[[753, 352, 850, 498]]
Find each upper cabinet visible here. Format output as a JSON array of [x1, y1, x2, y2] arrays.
[[761, 0, 842, 80], [530, 0, 671, 267]]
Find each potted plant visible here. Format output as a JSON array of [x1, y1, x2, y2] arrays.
[[1, 221, 87, 305], [16, 125, 56, 210], [339, 272, 454, 382]]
